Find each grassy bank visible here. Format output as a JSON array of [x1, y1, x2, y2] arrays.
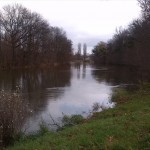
[[5, 85, 150, 150]]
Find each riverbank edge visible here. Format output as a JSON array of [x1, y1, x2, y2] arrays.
[[5, 84, 150, 150]]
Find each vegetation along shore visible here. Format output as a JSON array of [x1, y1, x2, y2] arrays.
[[2, 84, 150, 150]]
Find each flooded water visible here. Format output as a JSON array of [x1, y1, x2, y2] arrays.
[[0, 64, 148, 133]]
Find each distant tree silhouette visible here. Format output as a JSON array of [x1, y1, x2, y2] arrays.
[[83, 43, 87, 61], [77, 43, 81, 60]]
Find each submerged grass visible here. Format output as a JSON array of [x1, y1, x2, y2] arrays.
[[5, 85, 150, 150]]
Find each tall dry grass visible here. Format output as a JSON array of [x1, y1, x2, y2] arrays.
[[0, 89, 28, 147]]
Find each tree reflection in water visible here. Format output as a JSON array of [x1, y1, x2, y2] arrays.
[[92, 66, 150, 86], [1, 65, 149, 133], [0, 68, 71, 131]]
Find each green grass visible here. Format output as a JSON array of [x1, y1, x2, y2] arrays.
[[5, 86, 150, 150]]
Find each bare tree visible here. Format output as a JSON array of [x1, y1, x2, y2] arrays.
[[138, 0, 150, 19], [0, 4, 73, 68], [83, 43, 87, 61], [0, 4, 31, 65], [92, 0, 150, 70]]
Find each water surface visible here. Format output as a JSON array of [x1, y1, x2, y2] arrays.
[[0, 64, 146, 133]]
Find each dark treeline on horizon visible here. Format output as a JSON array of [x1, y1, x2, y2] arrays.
[[92, 0, 150, 71], [0, 4, 73, 69]]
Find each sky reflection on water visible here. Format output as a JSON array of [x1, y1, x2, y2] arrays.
[[0, 64, 144, 133]]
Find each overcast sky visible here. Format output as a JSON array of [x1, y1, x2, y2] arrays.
[[0, 0, 141, 53]]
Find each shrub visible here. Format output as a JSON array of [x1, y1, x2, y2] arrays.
[[62, 114, 84, 127], [0, 89, 28, 147], [39, 120, 49, 135]]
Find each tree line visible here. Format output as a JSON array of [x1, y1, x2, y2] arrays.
[[73, 43, 87, 61], [0, 4, 72, 69], [92, 0, 150, 71]]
